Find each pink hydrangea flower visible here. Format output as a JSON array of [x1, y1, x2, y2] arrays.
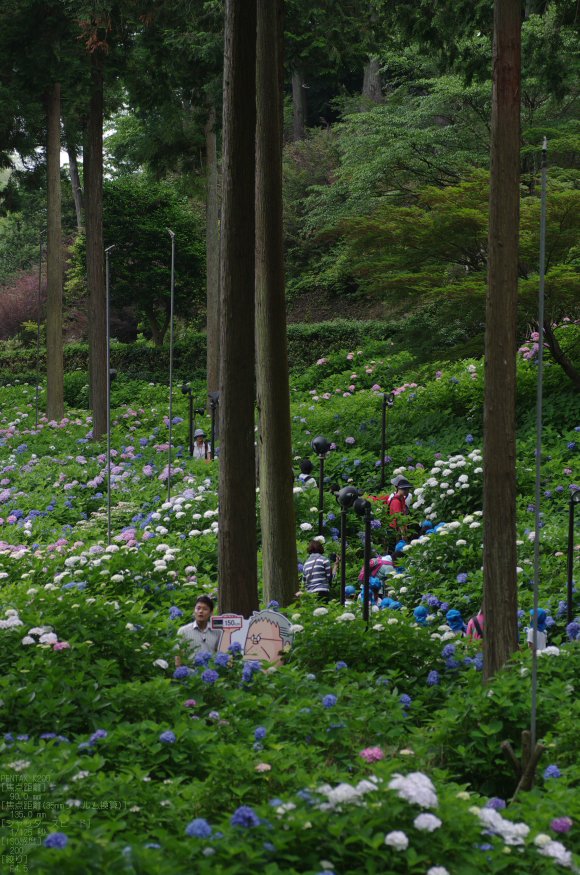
[[53, 642, 71, 651], [360, 746, 383, 763], [348, 385, 356, 391], [184, 699, 197, 707], [372, 384, 381, 391], [346, 354, 353, 361]]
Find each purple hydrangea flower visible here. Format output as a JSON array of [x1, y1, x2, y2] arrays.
[[544, 764, 561, 779], [440, 602, 449, 613], [568, 442, 576, 450], [208, 711, 220, 720], [185, 818, 212, 838], [169, 606, 183, 620], [427, 595, 440, 609], [267, 600, 279, 611], [231, 805, 261, 829], [426, 670, 440, 687], [399, 694, 412, 709], [456, 573, 468, 584], [446, 658, 459, 670], [194, 651, 212, 667], [566, 622, 580, 640], [202, 669, 219, 684], [551, 817, 573, 833], [159, 730, 176, 744], [322, 694, 337, 709], [466, 434, 474, 443], [544, 490, 553, 498], [335, 661, 348, 670], [345, 437, 355, 445], [43, 832, 68, 849], [173, 666, 190, 679], [214, 652, 230, 667], [254, 726, 267, 741], [228, 641, 243, 653], [441, 643, 456, 658], [89, 729, 107, 744]]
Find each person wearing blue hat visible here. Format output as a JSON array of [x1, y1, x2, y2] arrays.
[[446, 609, 466, 636], [380, 597, 394, 609], [359, 577, 382, 605], [414, 605, 428, 626], [344, 585, 357, 605], [527, 608, 547, 652]]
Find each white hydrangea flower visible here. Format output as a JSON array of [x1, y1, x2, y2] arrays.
[[474, 467, 483, 474], [153, 659, 168, 669], [290, 624, 304, 633], [189, 530, 201, 537], [373, 623, 385, 631], [469, 521, 481, 529], [414, 813, 442, 832], [337, 613, 355, 622], [300, 522, 313, 532], [458, 474, 469, 483], [442, 469, 452, 476], [539, 646, 560, 657], [384, 831, 409, 850], [22, 636, 35, 645], [475, 808, 530, 845], [439, 482, 449, 489], [313, 607, 328, 617], [426, 867, 450, 875], [456, 539, 467, 546], [446, 489, 455, 495], [387, 618, 398, 625], [388, 772, 439, 809], [534, 834, 553, 848], [39, 633, 58, 644], [399, 586, 408, 593], [447, 521, 460, 530]]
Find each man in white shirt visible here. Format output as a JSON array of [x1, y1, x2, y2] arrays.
[[175, 596, 221, 665]]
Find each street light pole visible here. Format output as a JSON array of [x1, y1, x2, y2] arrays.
[[567, 486, 580, 623], [380, 392, 395, 489], [105, 243, 116, 547], [354, 496, 373, 627], [35, 230, 45, 429], [208, 391, 220, 460], [167, 229, 176, 502], [312, 436, 330, 535]]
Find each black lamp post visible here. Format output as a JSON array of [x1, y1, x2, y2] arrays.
[[181, 384, 194, 456], [208, 391, 220, 460], [312, 435, 331, 535], [380, 392, 395, 489], [353, 495, 373, 626], [336, 485, 359, 605], [567, 485, 580, 623]]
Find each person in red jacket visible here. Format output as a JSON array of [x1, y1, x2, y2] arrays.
[[389, 478, 411, 536]]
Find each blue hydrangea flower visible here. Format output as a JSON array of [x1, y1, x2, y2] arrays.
[[399, 694, 412, 709], [427, 595, 440, 609], [267, 600, 280, 611], [300, 707, 311, 714], [439, 602, 449, 613], [485, 797, 506, 809], [544, 764, 561, 779], [228, 642, 243, 654], [231, 805, 260, 829], [159, 730, 176, 744], [269, 798, 283, 807], [194, 651, 212, 667], [568, 442, 576, 451], [254, 726, 267, 741], [89, 729, 107, 744], [43, 832, 68, 849], [466, 434, 475, 443], [566, 622, 580, 640], [456, 573, 468, 584], [426, 670, 440, 687], [185, 818, 212, 838], [544, 490, 553, 498], [441, 643, 456, 658], [169, 606, 183, 620], [173, 666, 190, 679], [446, 658, 459, 671], [264, 842, 276, 852], [335, 661, 348, 670], [306, 673, 316, 680], [214, 652, 230, 667], [202, 669, 219, 684], [144, 843, 162, 849], [322, 694, 337, 709]]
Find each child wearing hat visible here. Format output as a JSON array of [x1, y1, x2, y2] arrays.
[[344, 585, 357, 606]]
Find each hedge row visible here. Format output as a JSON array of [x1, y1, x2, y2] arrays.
[[1, 319, 396, 384]]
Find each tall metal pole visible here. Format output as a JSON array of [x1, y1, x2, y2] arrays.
[[567, 499, 575, 624], [105, 244, 116, 547], [167, 229, 176, 502], [380, 395, 387, 489], [340, 506, 347, 605], [531, 138, 548, 750], [318, 456, 325, 535], [189, 393, 194, 457], [35, 231, 45, 429], [363, 507, 372, 627], [210, 400, 216, 460]]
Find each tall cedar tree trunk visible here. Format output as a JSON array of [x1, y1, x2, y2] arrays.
[[85, 53, 107, 441], [205, 101, 220, 413], [67, 146, 83, 232], [362, 57, 382, 102], [256, 0, 298, 607], [292, 69, 308, 140], [483, 0, 521, 682], [45, 82, 64, 421], [218, 0, 259, 616]]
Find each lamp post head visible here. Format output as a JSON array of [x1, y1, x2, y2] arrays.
[[387, 392, 395, 404], [571, 485, 580, 504], [181, 384, 191, 396], [311, 435, 330, 456], [337, 485, 360, 508], [109, 368, 117, 383], [353, 496, 372, 518], [195, 407, 205, 416], [208, 391, 220, 408]]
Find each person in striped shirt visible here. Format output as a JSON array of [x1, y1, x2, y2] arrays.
[[302, 540, 339, 603]]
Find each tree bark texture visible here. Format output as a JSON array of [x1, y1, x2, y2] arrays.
[[256, 0, 298, 607], [362, 56, 382, 102], [205, 101, 220, 414], [292, 69, 308, 140], [67, 146, 84, 232], [85, 53, 107, 442], [542, 321, 580, 391], [45, 82, 64, 421], [483, 0, 521, 682], [218, 0, 259, 617]]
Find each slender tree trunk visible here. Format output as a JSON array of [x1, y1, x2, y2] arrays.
[[292, 69, 308, 140], [205, 100, 220, 415], [67, 146, 84, 232], [256, 0, 297, 607], [85, 52, 107, 442], [362, 56, 382, 102], [483, 0, 521, 682], [542, 321, 580, 390], [45, 82, 64, 421], [143, 304, 169, 347], [218, 0, 259, 616]]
